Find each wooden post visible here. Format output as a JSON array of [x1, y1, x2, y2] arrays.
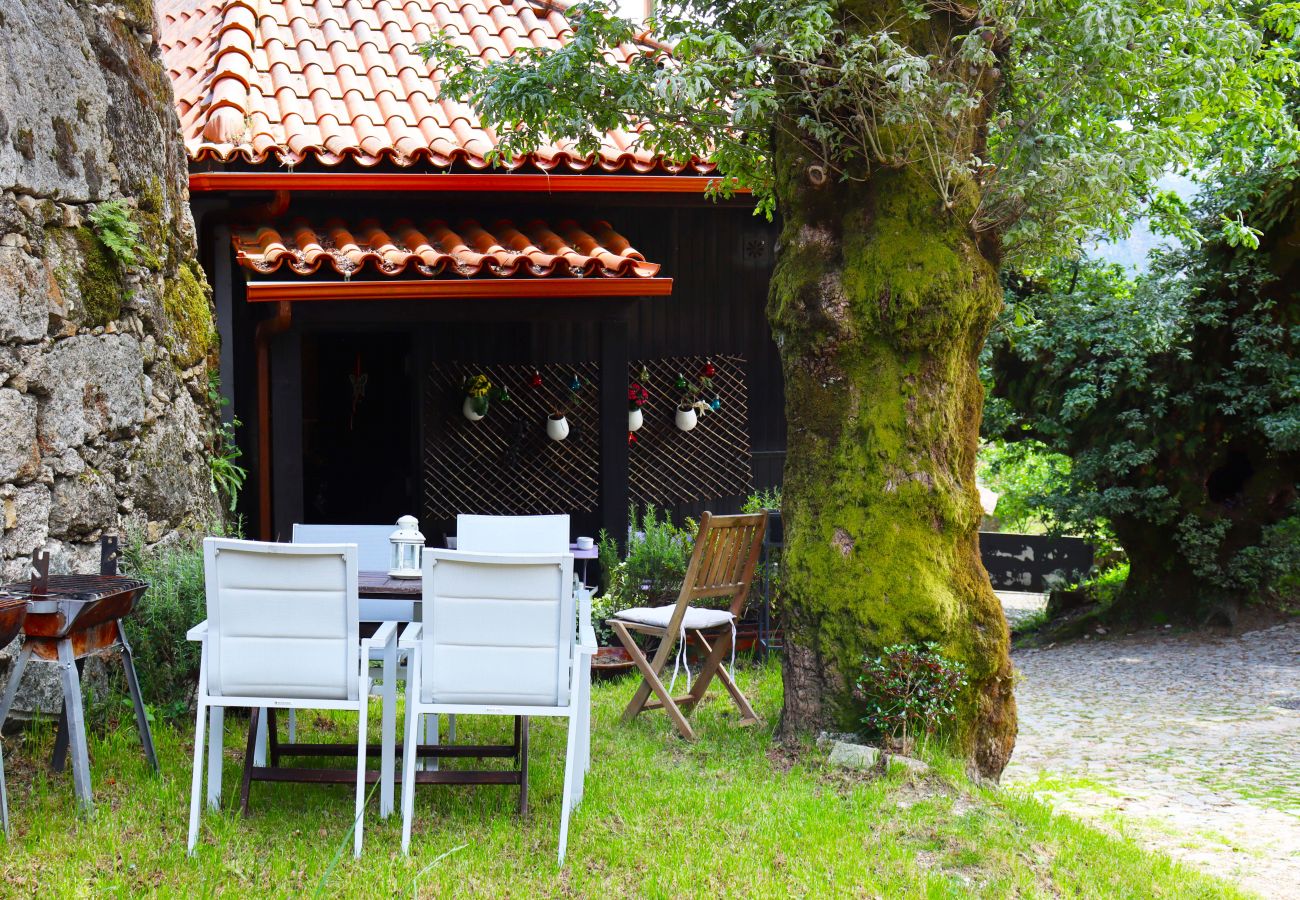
[[270, 328, 303, 541], [599, 317, 630, 547]]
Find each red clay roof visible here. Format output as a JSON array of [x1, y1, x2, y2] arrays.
[[233, 216, 661, 278], [158, 0, 706, 174]]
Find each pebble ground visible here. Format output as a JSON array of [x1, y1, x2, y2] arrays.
[[1003, 607, 1299, 898]]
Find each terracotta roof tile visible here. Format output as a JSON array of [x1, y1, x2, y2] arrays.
[[158, 0, 707, 174], [233, 216, 661, 278]]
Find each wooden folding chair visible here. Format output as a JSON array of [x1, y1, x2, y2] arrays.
[[608, 511, 766, 741]]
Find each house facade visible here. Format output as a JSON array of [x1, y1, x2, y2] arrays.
[[157, 0, 782, 544]]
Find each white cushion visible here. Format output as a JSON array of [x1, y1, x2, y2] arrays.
[[614, 606, 733, 630]]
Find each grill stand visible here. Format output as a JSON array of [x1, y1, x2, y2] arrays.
[[0, 539, 158, 815]]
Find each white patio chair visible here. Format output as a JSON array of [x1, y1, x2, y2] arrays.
[[186, 538, 398, 858], [399, 549, 596, 864], [456, 514, 570, 553]]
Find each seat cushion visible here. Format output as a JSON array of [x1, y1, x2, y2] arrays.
[[614, 605, 734, 630]]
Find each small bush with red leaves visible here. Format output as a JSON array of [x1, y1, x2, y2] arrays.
[[854, 643, 968, 749]]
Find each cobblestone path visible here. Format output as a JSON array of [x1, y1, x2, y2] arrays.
[[1005, 621, 1300, 898]]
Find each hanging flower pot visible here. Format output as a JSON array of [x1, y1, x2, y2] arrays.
[[462, 396, 487, 421], [628, 407, 644, 432], [547, 414, 570, 441], [675, 404, 698, 432]]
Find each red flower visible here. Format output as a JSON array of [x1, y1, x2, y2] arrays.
[[627, 382, 648, 408]]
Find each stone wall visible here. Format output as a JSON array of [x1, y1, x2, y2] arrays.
[[0, 0, 220, 709]]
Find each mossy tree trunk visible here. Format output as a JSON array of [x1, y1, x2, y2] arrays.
[[769, 94, 1016, 774]]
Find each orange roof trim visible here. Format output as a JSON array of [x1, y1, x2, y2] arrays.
[[158, 0, 710, 175], [233, 216, 661, 279]]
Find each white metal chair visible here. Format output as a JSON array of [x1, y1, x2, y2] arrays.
[[186, 538, 398, 857], [457, 514, 570, 553], [399, 549, 595, 864], [293, 523, 407, 621]]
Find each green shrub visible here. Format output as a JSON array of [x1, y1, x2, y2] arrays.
[[854, 643, 968, 753], [118, 531, 211, 719]]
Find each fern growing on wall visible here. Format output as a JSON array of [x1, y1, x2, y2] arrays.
[[87, 199, 143, 267]]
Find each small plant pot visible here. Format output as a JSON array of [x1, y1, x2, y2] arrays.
[[675, 404, 698, 432], [546, 414, 570, 441], [627, 407, 644, 432], [462, 396, 486, 421]]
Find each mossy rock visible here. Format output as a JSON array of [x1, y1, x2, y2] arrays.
[[163, 258, 216, 368], [70, 227, 125, 326]]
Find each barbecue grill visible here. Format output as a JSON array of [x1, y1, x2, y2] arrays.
[[0, 536, 158, 814]]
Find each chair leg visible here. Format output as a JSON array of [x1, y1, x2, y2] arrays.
[[611, 621, 696, 741], [56, 640, 93, 813], [353, 693, 368, 858], [517, 716, 529, 818], [253, 708, 268, 767], [239, 707, 260, 816], [288, 709, 297, 744], [616, 626, 674, 724], [422, 713, 439, 772], [684, 630, 732, 708], [556, 710, 580, 866], [1, 737, 9, 837], [380, 642, 397, 819], [206, 706, 224, 809], [117, 621, 159, 772], [400, 706, 420, 855], [267, 708, 280, 767], [187, 697, 208, 854], [693, 633, 761, 725]]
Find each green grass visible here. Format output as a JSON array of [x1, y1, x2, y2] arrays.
[[0, 662, 1247, 898]]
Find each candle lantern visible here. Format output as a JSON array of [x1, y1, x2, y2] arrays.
[[388, 514, 425, 579]]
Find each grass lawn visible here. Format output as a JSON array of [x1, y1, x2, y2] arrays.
[[0, 661, 1245, 898]]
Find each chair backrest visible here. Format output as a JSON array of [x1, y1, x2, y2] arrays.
[[456, 514, 570, 553], [203, 537, 360, 701], [420, 549, 574, 708], [664, 512, 767, 633], [292, 523, 393, 571]]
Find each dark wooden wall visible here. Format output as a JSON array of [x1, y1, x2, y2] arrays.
[[198, 192, 783, 540]]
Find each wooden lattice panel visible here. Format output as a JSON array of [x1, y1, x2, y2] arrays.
[[423, 362, 601, 519], [629, 355, 753, 506]]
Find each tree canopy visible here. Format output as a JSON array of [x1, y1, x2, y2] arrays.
[[423, 0, 1298, 263]]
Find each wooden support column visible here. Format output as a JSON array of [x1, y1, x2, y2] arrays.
[[211, 225, 236, 429], [269, 328, 303, 541], [599, 317, 630, 546]]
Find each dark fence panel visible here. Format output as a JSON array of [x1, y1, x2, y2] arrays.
[[979, 532, 1094, 592]]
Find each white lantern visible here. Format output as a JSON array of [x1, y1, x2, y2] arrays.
[[388, 514, 424, 579]]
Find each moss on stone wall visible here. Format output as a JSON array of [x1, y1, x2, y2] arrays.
[[163, 258, 215, 368], [70, 226, 124, 326]]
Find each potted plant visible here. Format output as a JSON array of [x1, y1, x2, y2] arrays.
[[462, 374, 492, 421], [628, 381, 648, 432]]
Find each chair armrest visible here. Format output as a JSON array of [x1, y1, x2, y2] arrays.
[[185, 620, 208, 642], [360, 620, 399, 653], [398, 621, 422, 650], [578, 623, 598, 656]]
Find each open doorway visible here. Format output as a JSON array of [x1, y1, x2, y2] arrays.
[[302, 332, 416, 524]]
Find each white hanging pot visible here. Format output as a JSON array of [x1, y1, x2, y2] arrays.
[[462, 396, 486, 421], [627, 407, 644, 432], [547, 414, 570, 441], [675, 404, 698, 432]]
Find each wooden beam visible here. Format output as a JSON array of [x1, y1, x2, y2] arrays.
[[599, 317, 630, 549], [245, 278, 673, 302], [189, 171, 744, 195]]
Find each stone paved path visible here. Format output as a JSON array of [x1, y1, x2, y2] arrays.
[[1005, 621, 1300, 898]]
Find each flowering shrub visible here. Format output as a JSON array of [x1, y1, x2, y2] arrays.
[[854, 643, 968, 751]]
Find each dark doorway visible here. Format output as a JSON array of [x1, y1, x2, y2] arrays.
[[302, 332, 416, 524]]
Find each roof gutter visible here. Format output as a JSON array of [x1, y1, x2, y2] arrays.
[[189, 172, 746, 195], [244, 278, 674, 302]]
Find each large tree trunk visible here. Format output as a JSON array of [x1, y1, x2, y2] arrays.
[[769, 131, 1017, 776]]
